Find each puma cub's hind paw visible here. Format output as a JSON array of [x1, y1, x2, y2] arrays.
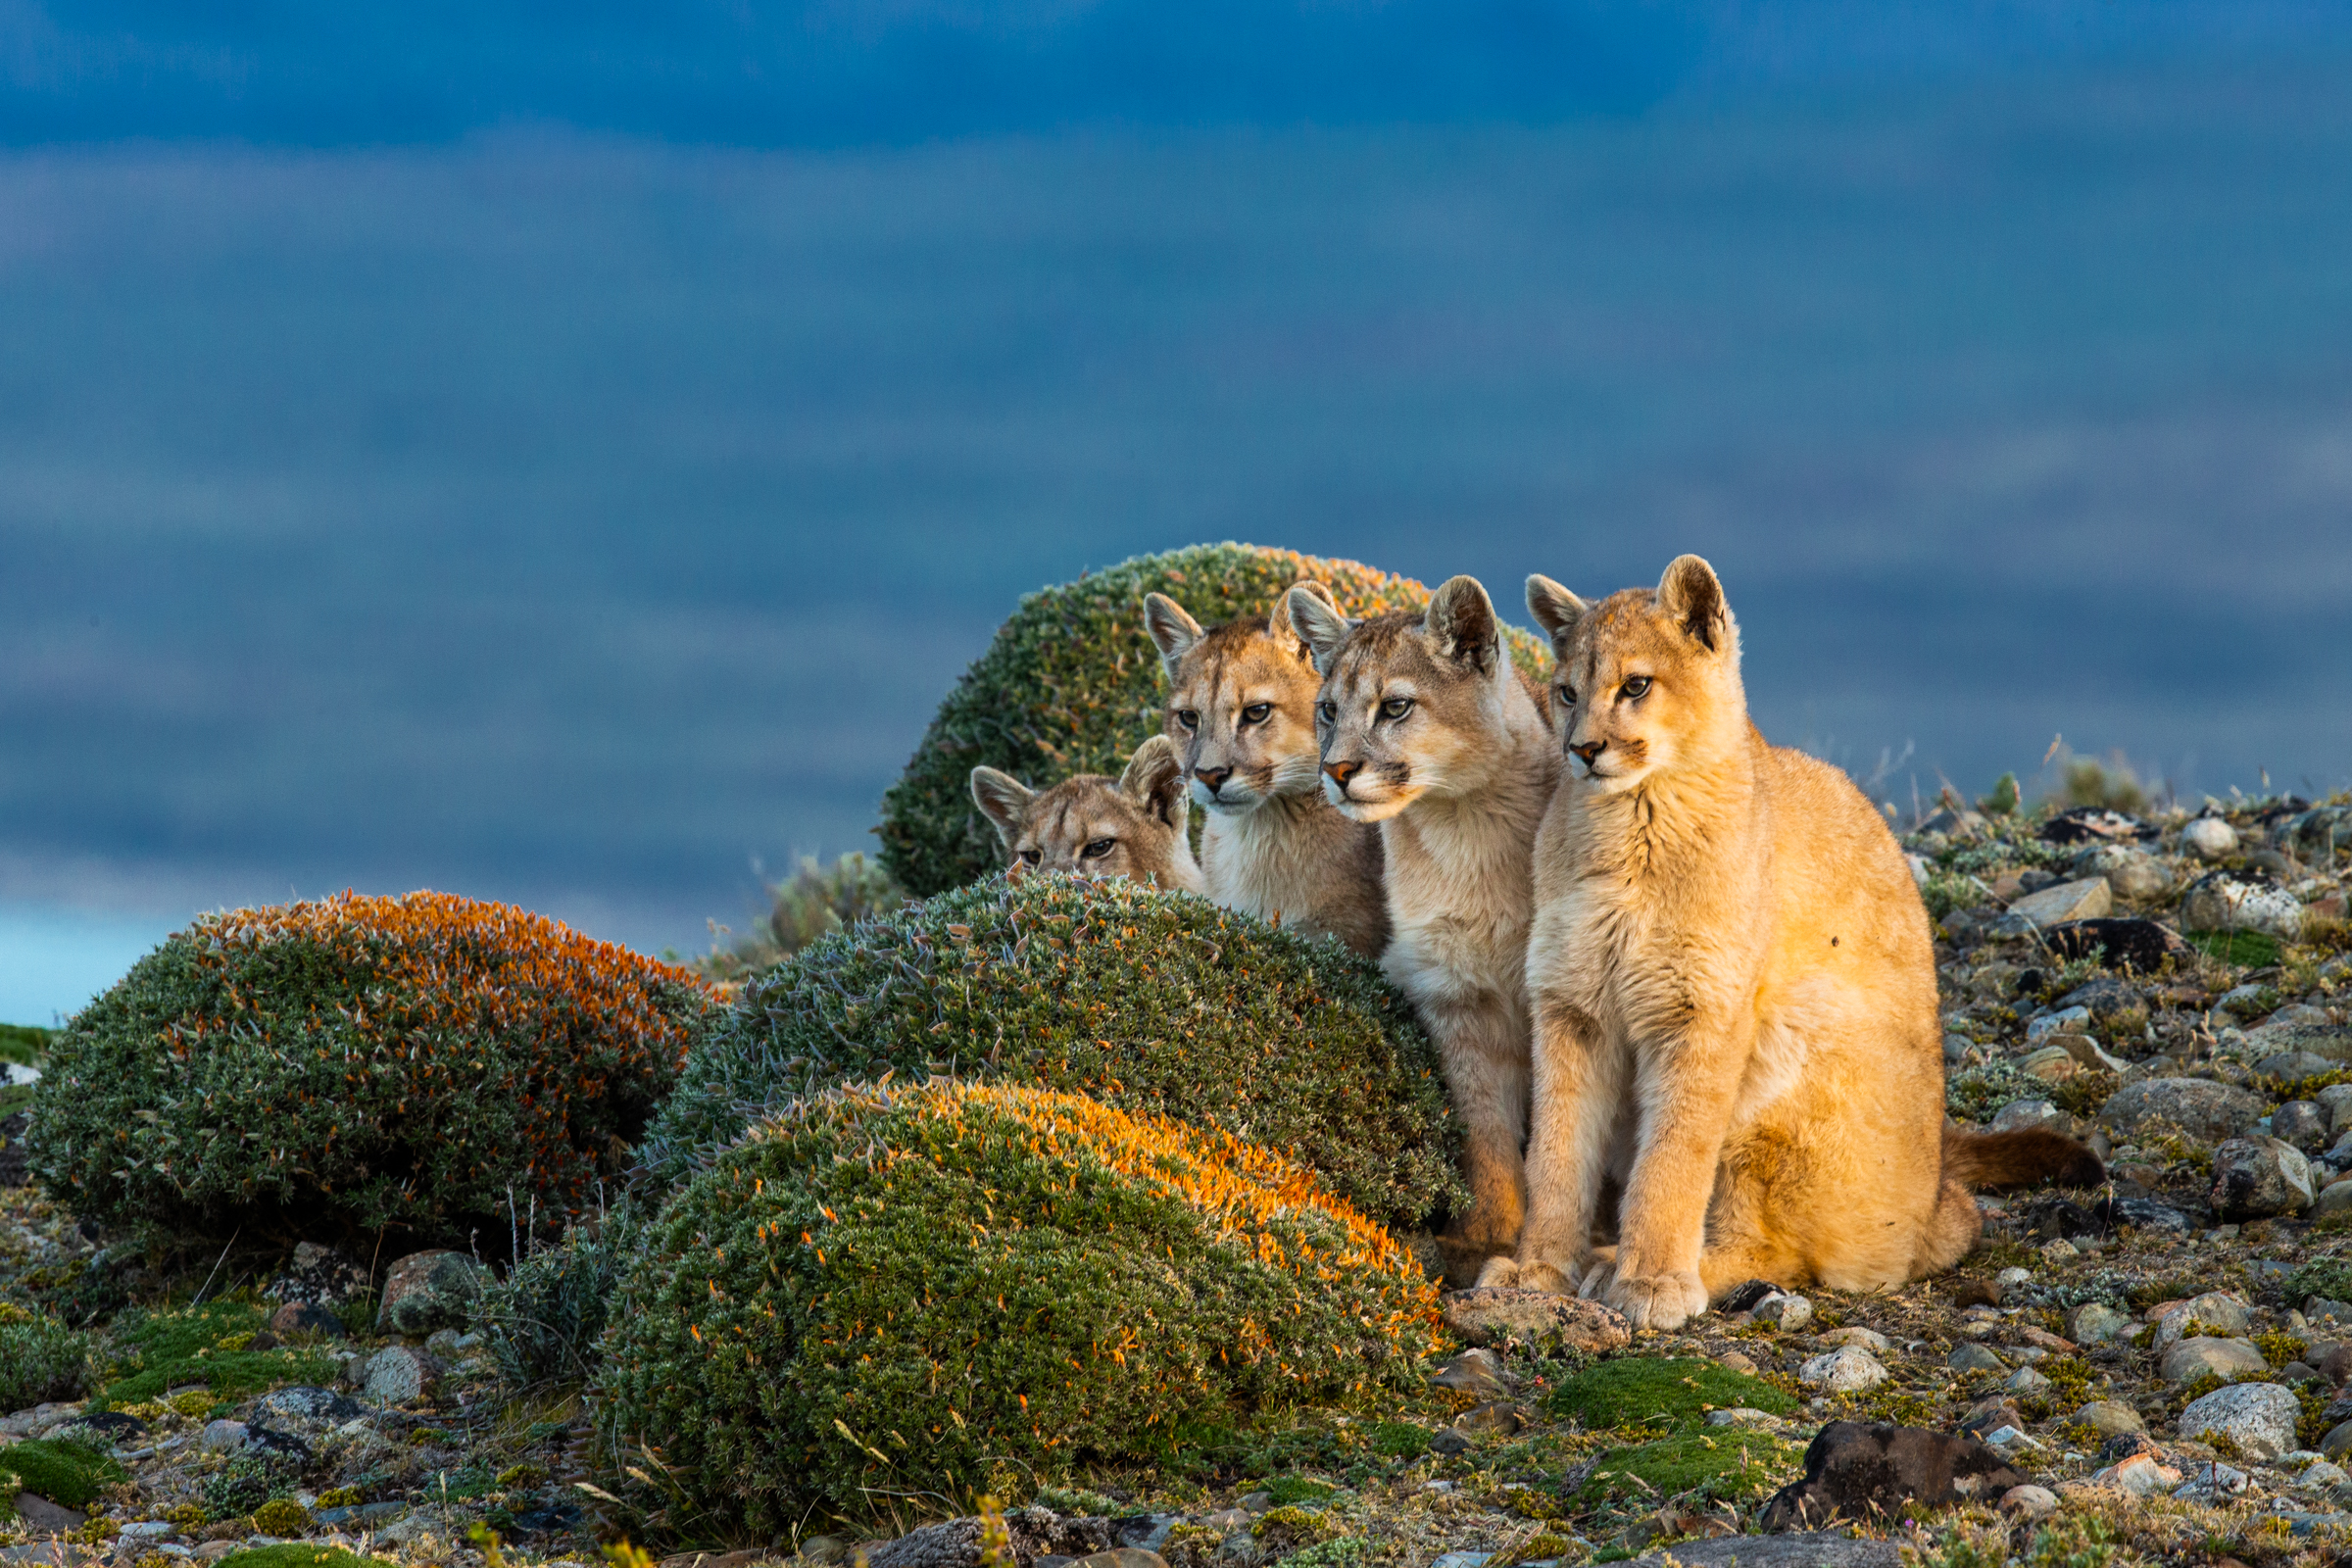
[[1514, 1259, 1577, 1296], [1604, 1270, 1709, 1331], [1473, 1255, 1520, 1288]]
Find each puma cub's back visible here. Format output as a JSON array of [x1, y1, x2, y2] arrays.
[[1143, 583, 1388, 956], [970, 735, 1203, 892], [1288, 577, 1558, 1273], [1501, 556, 2097, 1329]]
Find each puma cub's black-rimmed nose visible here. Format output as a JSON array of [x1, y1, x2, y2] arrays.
[[1570, 740, 1606, 766], [1195, 765, 1232, 793]]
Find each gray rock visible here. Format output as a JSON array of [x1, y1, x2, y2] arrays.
[[868, 1511, 1123, 1568], [2182, 817, 2239, 860], [248, 1386, 370, 1436], [2248, 1019, 2352, 1065], [2181, 870, 2305, 940], [1751, 1292, 1814, 1331], [2100, 1077, 2267, 1142], [375, 1249, 487, 1335], [2211, 1136, 2316, 1218], [266, 1241, 369, 1309], [1438, 1289, 1630, 1352], [2319, 1085, 2352, 1132], [2281, 805, 2352, 862], [1429, 1348, 1508, 1398], [1819, 1327, 1891, 1353], [2320, 1181, 2352, 1217], [1991, 1098, 2071, 1135], [2069, 1302, 2134, 1345], [1999, 877, 2115, 934], [2277, 1102, 2332, 1152], [11, 1494, 86, 1535], [360, 1344, 442, 1405], [2172, 1460, 2252, 1502], [1428, 1428, 1475, 1456], [2075, 1400, 2145, 1437], [2301, 1459, 2350, 1491], [2153, 1292, 2254, 1350], [1706, 1407, 1790, 1429], [1798, 1348, 1890, 1393], [2325, 1421, 2352, 1460], [2018, 1046, 2080, 1083], [2162, 1337, 2268, 1386], [2071, 846, 2169, 902], [1452, 1399, 1522, 1437], [2003, 1366, 2052, 1396], [198, 1418, 252, 1452], [2000, 1484, 2060, 1520], [1628, 1537, 1898, 1568], [2264, 1054, 2343, 1084], [1948, 1344, 2006, 1373], [2179, 1383, 2301, 1460]]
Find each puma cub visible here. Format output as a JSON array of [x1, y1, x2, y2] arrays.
[[969, 735, 1204, 892], [1142, 583, 1389, 956], [1287, 577, 1559, 1269], [1494, 556, 2099, 1329]]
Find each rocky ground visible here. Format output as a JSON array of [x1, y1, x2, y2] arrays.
[[2, 793, 2348, 1568]]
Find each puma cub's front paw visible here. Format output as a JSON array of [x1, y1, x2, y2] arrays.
[[1604, 1270, 1709, 1331], [1514, 1259, 1577, 1296], [1474, 1255, 1520, 1288]]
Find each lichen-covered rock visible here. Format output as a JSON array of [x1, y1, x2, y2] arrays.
[[595, 1082, 1444, 1536], [1439, 1289, 1630, 1351], [2100, 1078, 2266, 1142], [2210, 1137, 2316, 1219], [2152, 1292, 2253, 1350], [2162, 1337, 2268, 1386], [376, 1250, 487, 1335], [2180, 870, 2305, 939], [637, 872, 1463, 1231], [2178, 1382, 2300, 1460]]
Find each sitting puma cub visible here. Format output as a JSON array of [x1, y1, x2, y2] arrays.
[[1496, 556, 2099, 1329], [969, 735, 1203, 892], [1142, 583, 1389, 956], [1287, 577, 1559, 1270]]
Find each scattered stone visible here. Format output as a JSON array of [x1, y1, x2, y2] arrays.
[[2178, 1383, 2301, 1460], [2325, 1422, 2352, 1460], [2172, 1459, 2252, 1503], [375, 1249, 487, 1335], [1819, 1327, 1891, 1353], [1798, 1348, 1889, 1393], [2182, 817, 2239, 860], [2075, 1400, 2145, 1438], [2162, 1338, 2269, 1386], [1439, 1289, 1630, 1351], [1453, 1400, 1521, 1437], [2102, 1196, 2193, 1233], [2070, 1302, 2133, 1344], [2276, 1102, 2332, 1152], [2101, 1078, 2266, 1142], [2317, 1182, 2352, 1218], [1428, 1429, 1474, 1456], [198, 1419, 252, 1452], [1750, 1292, 1813, 1332], [1429, 1348, 1508, 1399], [1071, 1552, 1167, 1568], [266, 1241, 370, 1309], [2210, 1137, 2316, 1218], [2181, 870, 2306, 940], [2092, 1452, 2182, 1497], [359, 1345, 442, 1405], [269, 1300, 347, 1339], [2003, 1366, 2052, 1396], [1948, 1344, 2005, 1373], [2070, 846, 2169, 901], [1999, 1484, 2060, 1521], [2019, 1047, 2079, 1084], [1628, 1537, 1899, 1568], [1717, 1350, 1759, 1375], [867, 1512, 1124, 1568], [1761, 1421, 2028, 1531], [1997, 877, 2114, 935], [248, 1385, 370, 1436], [1991, 1099, 2071, 1136], [1705, 1408, 1788, 1430], [12, 1495, 87, 1535], [2319, 1085, 2352, 1132]]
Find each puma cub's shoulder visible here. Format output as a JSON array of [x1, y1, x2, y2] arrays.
[[970, 734, 1202, 892]]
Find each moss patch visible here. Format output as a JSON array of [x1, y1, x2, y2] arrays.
[[874, 543, 1550, 897], [0, 1438, 126, 1509], [595, 1081, 1445, 1537], [638, 871, 1464, 1230], [216, 1549, 379, 1568], [2188, 930, 2281, 968], [1544, 1357, 1796, 1433], [99, 1299, 334, 1405], [1578, 1429, 1802, 1506]]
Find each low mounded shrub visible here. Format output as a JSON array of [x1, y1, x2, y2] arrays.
[[0, 1436, 123, 1513], [99, 1299, 336, 1405], [875, 543, 1549, 897], [595, 1081, 1444, 1536], [636, 872, 1464, 1230], [0, 1308, 89, 1408], [28, 892, 720, 1249]]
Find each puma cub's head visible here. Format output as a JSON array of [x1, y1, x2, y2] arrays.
[[1143, 583, 1334, 815], [1525, 553, 1745, 792], [1286, 575, 1512, 823], [969, 735, 1201, 890]]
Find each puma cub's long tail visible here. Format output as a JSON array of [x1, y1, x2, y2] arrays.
[[1940, 1124, 2106, 1192]]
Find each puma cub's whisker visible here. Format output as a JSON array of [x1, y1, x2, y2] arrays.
[[969, 734, 1203, 893], [1288, 577, 1559, 1277], [1144, 582, 1388, 956], [1499, 556, 2100, 1330]]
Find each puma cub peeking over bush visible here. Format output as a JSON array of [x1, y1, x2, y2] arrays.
[[1288, 577, 1559, 1272], [1143, 583, 1389, 956], [970, 735, 1203, 892], [1493, 556, 2099, 1329]]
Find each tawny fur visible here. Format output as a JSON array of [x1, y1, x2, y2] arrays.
[[1143, 584, 1389, 956], [969, 735, 1203, 893], [1288, 578, 1559, 1275], [1488, 556, 2098, 1330]]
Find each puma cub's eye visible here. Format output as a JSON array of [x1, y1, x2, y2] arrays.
[[1018, 850, 1042, 865], [1240, 703, 1272, 724], [1621, 675, 1652, 700], [1557, 684, 1578, 707], [1380, 697, 1413, 720], [1081, 838, 1116, 859], [1176, 709, 1200, 730], [1316, 700, 1338, 723]]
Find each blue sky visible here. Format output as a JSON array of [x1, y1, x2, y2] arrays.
[[4, 3, 2351, 1023]]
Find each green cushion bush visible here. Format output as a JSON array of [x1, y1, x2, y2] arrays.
[[0, 1309, 88, 1409], [98, 1299, 335, 1406], [875, 543, 1550, 897], [635, 871, 1464, 1231], [0, 1436, 124, 1512], [27, 892, 721, 1249], [596, 1081, 1444, 1537], [1544, 1356, 1796, 1432]]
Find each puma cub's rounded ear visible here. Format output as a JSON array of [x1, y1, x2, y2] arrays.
[[1269, 580, 1338, 664], [1656, 554, 1730, 652], [1426, 574, 1499, 674], [969, 766, 1035, 846], [1142, 592, 1204, 678], [1119, 734, 1188, 826], [1524, 574, 1590, 649], [1283, 584, 1355, 676]]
